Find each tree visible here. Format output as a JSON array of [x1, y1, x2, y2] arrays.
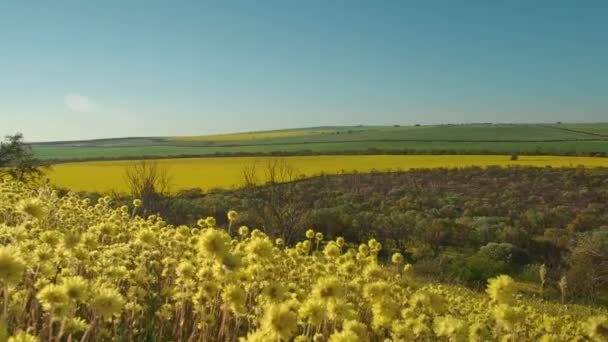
[[0, 133, 45, 182], [567, 230, 608, 299], [123, 161, 172, 216], [240, 159, 306, 242]]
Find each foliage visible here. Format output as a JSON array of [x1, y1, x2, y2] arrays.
[[0, 134, 45, 182], [117, 166, 608, 302]]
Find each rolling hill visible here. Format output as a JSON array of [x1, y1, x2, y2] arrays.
[[30, 123, 608, 162]]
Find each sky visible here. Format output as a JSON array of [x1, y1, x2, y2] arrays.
[[1, 1, 607, 142]]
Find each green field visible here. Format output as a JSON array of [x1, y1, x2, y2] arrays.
[[31, 123, 608, 161]]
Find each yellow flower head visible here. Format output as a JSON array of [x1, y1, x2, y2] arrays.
[[486, 275, 516, 305], [89, 286, 125, 319], [312, 276, 344, 301], [227, 210, 239, 222], [8, 332, 39, 342], [336, 237, 345, 247], [391, 252, 404, 264], [17, 198, 47, 220], [198, 228, 231, 259], [0, 247, 26, 285], [36, 284, 69, 312], [238, 225, 250, 236], [61, 276, 89, 302], [222, 284, 247, 315], [305, 229, 315, 239], [260, 303, 298, 341], [315, 232, 324, 241], [298, 298, 326, 326], [204, 217, 217, 227], [585, 315, 608, 342]]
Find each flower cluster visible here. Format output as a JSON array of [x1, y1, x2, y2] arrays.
[[0, 181, 605, 341]]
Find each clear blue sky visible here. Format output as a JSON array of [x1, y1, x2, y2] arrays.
[[1, 1, 607, 141]]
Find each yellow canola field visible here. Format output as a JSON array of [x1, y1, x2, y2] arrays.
[[47, 155, 608, 193], [165, 129, 331, 142]]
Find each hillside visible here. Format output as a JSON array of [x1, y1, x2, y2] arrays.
[[1, 180, 606, 341], [31, 123, 608, 162]]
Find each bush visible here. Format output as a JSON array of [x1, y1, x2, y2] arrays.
[[478, 242, 529, 265], [449, 254, 512, 287]]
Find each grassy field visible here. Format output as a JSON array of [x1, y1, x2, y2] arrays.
[[31, 123, 608, 162], [166, 128, 335, 141], [46, 155, 608, 193]]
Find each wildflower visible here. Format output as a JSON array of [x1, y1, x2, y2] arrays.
[[358, 244, 370, 256], [298, 298, 326, 326], [403, 264, 414, 277], [328, 330, 360, 342], [64, 317, 89, 334], [363, 264, 384, 280], [238, 226, 250, 236], [585, 315, 608, 342], [315, 232, 324, 241], [302, 240, 311, 253], [469, 321, 490, 341], [486, 275, 516, 305], [89, 286, 125, 319], [204, 217, 217, 227], [0, 247, 26, 285], [493, 304, 525, 332], [222, 284, 247, 315], [8, 332, 39, 342], [312, 276, 343, 301], [371, 299, 400, 329], [327, 299, 356, 322], [336, 237, 345, 247], [176, 261, 196, 279], [221, 253, 242, 271], [261, 282, 288, 303], [16, 198, 47, 219], [342, 320, 368, 341], [61, 276, 89, 302], [36, 284, 69, 312], [245, 237, 274, 259], [198, 228, 231, 259], [133, 199, 142, 207], [305, 229, 315, 239], [324, 242, 341, 258], [227, 210, 239, 221], [260, 303, 298, 341], [433, 315, 467, 340], [40, 231, 63, 247], [391, 252, 404, 264], [136, 229, 157, 246]]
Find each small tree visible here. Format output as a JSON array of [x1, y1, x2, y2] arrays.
[[0, 133, 45, 182], [240, 159, 306, 243], [123, 161, 172, 216]]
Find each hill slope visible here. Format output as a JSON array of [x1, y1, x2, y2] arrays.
[[31, 123, 608, 162]]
